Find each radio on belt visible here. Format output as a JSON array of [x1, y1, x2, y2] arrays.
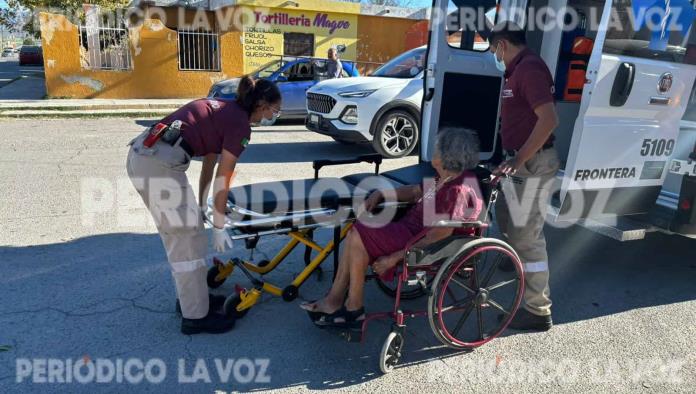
[[142, 122, 168, 148], [142, 120, 183, 148]]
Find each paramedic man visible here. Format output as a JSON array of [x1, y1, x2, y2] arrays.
[[489, 23, 561, 331], [126, 76, 281, 335]]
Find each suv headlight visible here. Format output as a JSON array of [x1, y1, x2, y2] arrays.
[[338, 89, 376, 98], [340, 106, 358, 124]]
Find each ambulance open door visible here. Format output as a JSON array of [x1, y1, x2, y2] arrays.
[[558, 0, 696, 220], [421, 0, 507, 162]]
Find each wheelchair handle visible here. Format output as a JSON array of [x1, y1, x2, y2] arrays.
[[313, 154, 383, 179]]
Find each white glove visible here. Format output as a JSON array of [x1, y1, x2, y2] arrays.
[[212, 227, 233, 253]]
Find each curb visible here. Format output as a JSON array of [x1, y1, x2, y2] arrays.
[[0, 109, 173, 119]]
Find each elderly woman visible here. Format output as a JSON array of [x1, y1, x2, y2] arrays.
[[301, 127, 484, 328]]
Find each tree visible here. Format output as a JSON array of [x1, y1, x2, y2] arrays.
[[0, 0, 130, 36], [22, 36, 34, 44]]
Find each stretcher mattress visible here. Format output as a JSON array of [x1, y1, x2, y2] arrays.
[[227, 177, 369, 215]]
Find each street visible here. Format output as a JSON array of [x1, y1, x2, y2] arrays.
[[0, 118, 694, 393], [0, 57, 46, 99]]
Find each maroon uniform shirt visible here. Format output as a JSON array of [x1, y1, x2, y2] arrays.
[[499, 48, 555, 151], [160, 98, 251, 157]]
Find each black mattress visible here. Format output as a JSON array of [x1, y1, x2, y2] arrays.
[[228, 178, 368, 214]]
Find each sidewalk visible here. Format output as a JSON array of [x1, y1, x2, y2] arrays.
[[0, 96, 191, 118]]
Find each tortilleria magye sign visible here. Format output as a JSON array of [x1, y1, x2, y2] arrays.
[[253, 12, 351, 34], [242, 7, 357, 74]]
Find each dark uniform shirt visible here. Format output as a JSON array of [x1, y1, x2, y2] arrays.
[[499, 48, 555, 151], [160, 98, 251, 157]]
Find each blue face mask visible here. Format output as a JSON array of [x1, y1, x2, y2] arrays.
[[493, 44, 506, 73]]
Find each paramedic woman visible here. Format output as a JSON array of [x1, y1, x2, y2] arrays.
[[126, 76, 281, 335]]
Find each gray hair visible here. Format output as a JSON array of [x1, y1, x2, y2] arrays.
[[435, 127, 480, 172]]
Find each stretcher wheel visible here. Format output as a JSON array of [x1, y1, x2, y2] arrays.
[[223, 294, 250, 319], [428, 240, 524, 349], [257, 260, 270, 268], [375, 275, 430, 300], [207, 265, 226, 289], [379, 331, 404, 373]]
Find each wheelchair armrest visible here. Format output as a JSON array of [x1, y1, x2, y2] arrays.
[[313, 154, 383, 179], [432, 219, 486, 228]]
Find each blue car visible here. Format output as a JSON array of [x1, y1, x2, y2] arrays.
[[208, 57, 359, 121]]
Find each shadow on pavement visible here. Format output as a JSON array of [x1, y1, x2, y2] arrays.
[[1, 225, 694, 390], [543, 225, 696, 325]]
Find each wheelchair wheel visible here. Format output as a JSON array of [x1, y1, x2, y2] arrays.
[[379, 331, 404, 373], [375, 275, 431, 300], [223, 294, 250, 319], [207, 265, 226, 289], [428, 239, 524, 349]]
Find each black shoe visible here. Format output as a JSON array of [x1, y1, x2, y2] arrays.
[[504, 308, 552, 331], [176, 294, 226, 315], [181, 311, 235, 335]]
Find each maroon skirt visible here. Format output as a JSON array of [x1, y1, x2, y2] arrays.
[[353, 220, 418, 281]]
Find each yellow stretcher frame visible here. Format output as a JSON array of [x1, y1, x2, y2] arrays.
[[211, 222, 353, 313]]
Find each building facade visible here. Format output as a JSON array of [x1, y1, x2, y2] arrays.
[[39, 0, 428, 99]]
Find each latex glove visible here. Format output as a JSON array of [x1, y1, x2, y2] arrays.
[[212, 227, 233, 253]]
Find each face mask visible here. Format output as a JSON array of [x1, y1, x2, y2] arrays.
[[259, 112, 278, 126], [493, 44, 506, 73]]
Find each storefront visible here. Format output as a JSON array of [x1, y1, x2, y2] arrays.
[[39, 0, 428, 99]]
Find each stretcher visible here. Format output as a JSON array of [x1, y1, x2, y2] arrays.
[[205, 154, 525, 373], [204, 154, 386, 313]]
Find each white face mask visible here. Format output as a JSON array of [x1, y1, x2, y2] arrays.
[[493, 44, 506, 73], [259, 112, 278, 126]]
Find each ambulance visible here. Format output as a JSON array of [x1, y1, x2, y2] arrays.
[[421, 0, 696, 240]]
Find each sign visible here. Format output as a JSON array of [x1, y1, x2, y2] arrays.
[[242, 7, 357, 74]]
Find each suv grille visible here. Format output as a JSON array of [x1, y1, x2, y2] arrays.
[[307, 93, 336, 114]]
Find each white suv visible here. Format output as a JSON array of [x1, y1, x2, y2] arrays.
[[305, 46, 426, 158]]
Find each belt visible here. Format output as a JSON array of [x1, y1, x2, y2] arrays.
[[171, 137, 194, 157], [505, 141, 554, 157]]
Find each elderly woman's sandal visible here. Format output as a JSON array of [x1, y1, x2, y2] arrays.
[[316, 306, 365, 330], [300, 300, 330, 324]]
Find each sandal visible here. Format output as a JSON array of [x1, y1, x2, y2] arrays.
[[300, 300, 332, 324], [316, 306, 365, 330]]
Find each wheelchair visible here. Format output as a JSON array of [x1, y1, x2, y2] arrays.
[[204, 154, 525, 373]]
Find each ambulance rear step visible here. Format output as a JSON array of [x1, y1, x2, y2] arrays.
[[547, 203, 654, 242]]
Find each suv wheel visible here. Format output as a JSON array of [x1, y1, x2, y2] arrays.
[[372, 109, 419, 158]]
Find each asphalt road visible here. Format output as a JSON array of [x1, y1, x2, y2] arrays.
[[0, 57, 46, 99], [0, 118, 694, 393]]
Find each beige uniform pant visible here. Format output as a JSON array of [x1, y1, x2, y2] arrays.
[[126, 132, 210, 319], [496, 147, 560, 317]]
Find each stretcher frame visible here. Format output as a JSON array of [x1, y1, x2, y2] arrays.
[[205, 155, 383, 313]]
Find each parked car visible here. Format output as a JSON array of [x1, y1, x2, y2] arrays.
[[208, 57, 359, 122], [2, 48, 15, 57], [19, 46, 43, 66], [305, 46, 426, 158]]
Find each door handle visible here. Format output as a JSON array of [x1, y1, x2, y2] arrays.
[[610, 62, 635, 107], [424, 87, 434, 102]]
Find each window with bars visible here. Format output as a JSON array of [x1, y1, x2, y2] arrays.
[[78, 19, 132, 71], [177, 28, 221, 71], [283, 33, 314, 57]]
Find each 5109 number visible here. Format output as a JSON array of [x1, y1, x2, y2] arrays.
[[640, 139, 675, 157]]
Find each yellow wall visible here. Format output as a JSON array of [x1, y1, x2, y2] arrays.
[[355, 15, 425, 74], [40, 1, 427, 99], [40, 12, 243, 99]]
